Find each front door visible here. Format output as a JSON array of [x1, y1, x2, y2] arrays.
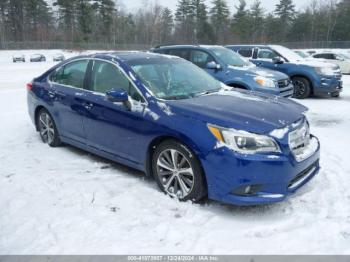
[[80, 60, 146, 164]]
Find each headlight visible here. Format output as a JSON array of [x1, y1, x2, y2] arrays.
[[254, 76, 276, 88], [208, 125, 281, 154], [315, 67, 334, 76]]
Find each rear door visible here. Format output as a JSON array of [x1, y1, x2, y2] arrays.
[[49, 59, 90, 143]]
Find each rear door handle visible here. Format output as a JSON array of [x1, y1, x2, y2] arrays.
[[83, 102, 94, 110], [48, 91, 56, 98]]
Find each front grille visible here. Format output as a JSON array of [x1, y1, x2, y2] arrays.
[[278, 79, 291, 89], [288, 120, 319, 162]]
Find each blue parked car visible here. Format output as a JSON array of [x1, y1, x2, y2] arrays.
[[27, 52, 320, 206], [151, 45, 294, 97], [226, 45, 343, 99]]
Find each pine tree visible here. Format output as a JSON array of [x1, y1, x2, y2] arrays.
[[191, 0, 212, 43], [274, 0, 296, 41], [175, 0, 195, 42], [210, 0, 230, 43], [248, 0, 264, 43], [94, 0, 116, 41], [159, 8, 174, 44], [231, 0, 250, 42], [54, 0, 77, 42], [275, 0, 296, 24], [23, 0, 53, 41]]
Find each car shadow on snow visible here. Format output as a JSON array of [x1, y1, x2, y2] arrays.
[[58, 144, 305, 215]]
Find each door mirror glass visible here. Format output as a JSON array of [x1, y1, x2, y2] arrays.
[[206, 61, 221, 70], [106, 89, 128, 103], [272, 56, 284, 64]]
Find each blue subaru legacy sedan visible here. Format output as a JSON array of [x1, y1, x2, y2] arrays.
[[27, 52, 320, 206]]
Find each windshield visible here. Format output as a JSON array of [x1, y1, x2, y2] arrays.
[[295, 51, 308, 58], [127, 57, 222, 100], [209, 47, 251, 67], [271, 45, 305, 62], [336, 53, 350, 60]]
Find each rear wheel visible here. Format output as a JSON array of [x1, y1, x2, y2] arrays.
[[152, 140, 207, 202], [292, 77, 311, 99], [37, 109, 61, 147]]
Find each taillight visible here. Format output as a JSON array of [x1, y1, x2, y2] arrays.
[[26, 82, 33, 91]]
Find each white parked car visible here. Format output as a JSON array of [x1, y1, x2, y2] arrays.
[[312, 52, 350, 74], [53, 53, 65, 62], [12, 54, 25, 63]]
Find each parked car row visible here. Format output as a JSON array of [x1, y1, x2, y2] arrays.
[[153, 44, 343, 99], [27, 49, 321, 207], [12, 53, 65, 63]]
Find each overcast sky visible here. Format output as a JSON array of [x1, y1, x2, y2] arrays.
[[121, 0, 312, 13]]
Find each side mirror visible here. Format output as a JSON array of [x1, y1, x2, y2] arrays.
[[206, 61, 221, 70], [106, 89, 128, 103], [272, 57, 284, 64]]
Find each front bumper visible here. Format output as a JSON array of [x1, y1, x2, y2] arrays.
[[313, 75, 343, 96], [202, 137, 320, 206], [251, 83, 294, 98]]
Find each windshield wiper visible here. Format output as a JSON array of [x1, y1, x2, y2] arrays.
[[193, 89, 220, 97], [162, 94, 191, 100]]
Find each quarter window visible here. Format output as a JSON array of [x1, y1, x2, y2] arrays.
[[190, 50, 215, 68], [91, 61, 143, 101], [50, 60, 89, 89]]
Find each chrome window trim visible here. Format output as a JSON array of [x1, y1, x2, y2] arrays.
[[48, 57, 148, 106]]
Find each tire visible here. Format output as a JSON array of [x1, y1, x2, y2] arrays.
[[152, 140, 207, 202], [292, 77, 311, 99], [36, 108, 62, 147]]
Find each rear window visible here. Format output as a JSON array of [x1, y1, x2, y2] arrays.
[[50, 60, 89, 89]]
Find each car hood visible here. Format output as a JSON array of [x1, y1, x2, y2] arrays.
[[227, 64, 288, 80], [165, 90, 307, 134], [294, 59, 338, 68]]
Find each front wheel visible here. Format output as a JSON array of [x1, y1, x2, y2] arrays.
[[152, 140, 207, 202], [37, 109, 62, 147], [292, 77, 311, 99]]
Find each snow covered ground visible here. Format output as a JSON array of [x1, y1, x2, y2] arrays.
[[0, 50, 350, 255]]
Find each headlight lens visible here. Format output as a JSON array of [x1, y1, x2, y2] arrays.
[[208, 125, 281, 154], [254, 76, 276, 88], [315, 67, 334, 76]]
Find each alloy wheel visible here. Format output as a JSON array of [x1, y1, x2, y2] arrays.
[[156, 149, 195, 199], [38, 112, 55, 144], [294, 80, 306, 97]]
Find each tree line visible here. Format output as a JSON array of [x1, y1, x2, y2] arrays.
[[0, 0, 350, 48]]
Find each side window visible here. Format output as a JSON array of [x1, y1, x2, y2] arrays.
[[91, 61, 143, 101], [167, 49, 190, 60], [257, 49, 279, 60], [190, 50, 215, 68], [238, 48, 253, 58], [313, 54, 324, 59], [50, 60, 89, 89]]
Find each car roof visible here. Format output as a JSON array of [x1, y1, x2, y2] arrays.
[[153, 45, 225, 50], [65, 51, 177, 63], [226, 44, 269, 48]]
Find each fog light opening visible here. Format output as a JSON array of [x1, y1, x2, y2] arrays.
[[231, 185, 262, 197]]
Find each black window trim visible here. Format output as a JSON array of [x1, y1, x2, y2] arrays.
[[48, 57, 147, 105]]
